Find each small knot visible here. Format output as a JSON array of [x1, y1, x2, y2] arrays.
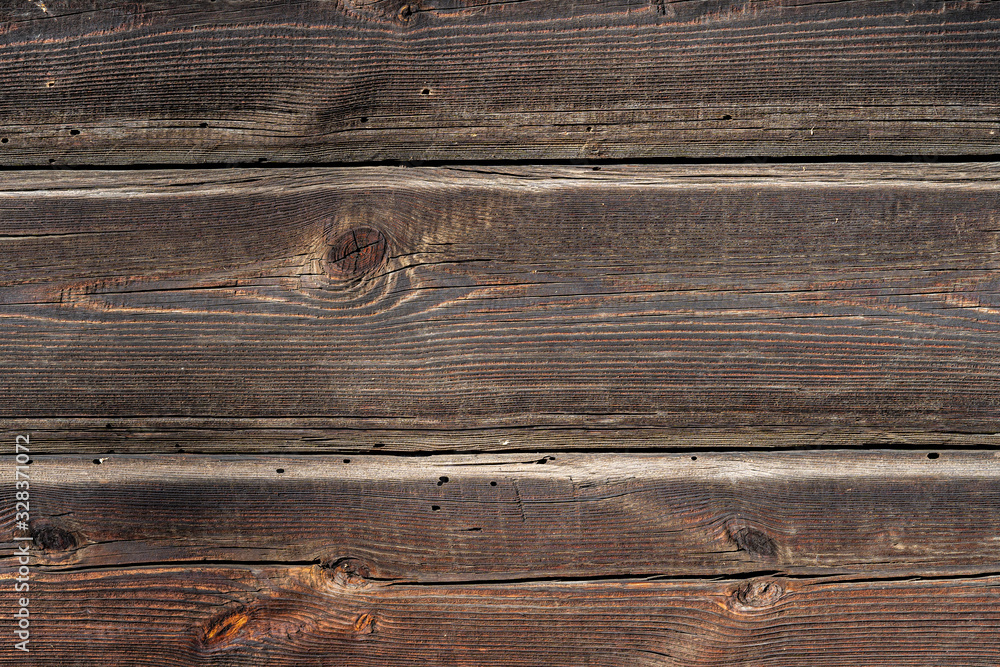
[[324, 228, 388, 279], [322, 557, 372, 588], [729, 524, 778, 558], [33, 524, 77, 551], [731, 579, 784, 611], [354, 612, 377, 635], [202, 608, 250, 647]]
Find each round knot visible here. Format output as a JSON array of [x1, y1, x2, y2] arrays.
[[732, 579, 784, 611], [324, 228, 388, 279], [323, 557, 372, 588], [33, 524, 77, 551]]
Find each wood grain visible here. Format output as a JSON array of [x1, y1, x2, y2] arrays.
[[3, 563, 998, 665], [0, 0, 999, 165], [2, 164, 1000, 437], [3, 451, 1000, 578], [5, 419, 1000, 454]]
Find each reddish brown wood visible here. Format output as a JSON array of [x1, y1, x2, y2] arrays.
[[2, 564, 997, 665]]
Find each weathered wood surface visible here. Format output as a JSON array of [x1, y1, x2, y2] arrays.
[[2, 164, 1000, 438], [2, 564, 999, 665], [3, 451, 1000, 578], [4, 419, 1000, 454], [1, 0, 999, 165]]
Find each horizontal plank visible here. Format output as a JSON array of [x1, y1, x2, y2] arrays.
[[2, 164, 999, 434], [4, 419, 1000, 453], [0, 0, 999, 164], [3, 564, 999, 665], [4, 451, 1000, 578]]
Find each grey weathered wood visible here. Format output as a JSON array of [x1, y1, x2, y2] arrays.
[[4, 451, 1000, 578], [1, 165, 999, 438], [0, 0, 999, 165]]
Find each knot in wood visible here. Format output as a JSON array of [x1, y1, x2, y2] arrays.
[[324, 557, 372, 587], [729, 524, 778, 558], [324, 228, 388, 279], [32, 524, 77, 551], [732, 579, 784, 610]]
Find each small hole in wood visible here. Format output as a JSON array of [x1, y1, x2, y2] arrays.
[[69, 129, 80, 136], [46, 81, 55, 87], [1, 138, 7, 144], [26, 459, 32, 465], [360, 116, 368, 123], [421, 88, 431, 95], [106, 423, 113, 429], [276, 468, 284, 474], [431, 505, 440, 511], [721, 114, 733, 120], [48, 158, 56, 164], [927, 452, 940, 459], [199, 122, 209, 128], [92, 459, 101, 465], [343, 458, 351, 464], [691, 456, 698, 461], [490, 481, 497, 487], [372, 443, 385, 448], [437, 476, 449, 486]]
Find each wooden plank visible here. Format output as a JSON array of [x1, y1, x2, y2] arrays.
[[4, 419, 1000, 454], [2, 164, 1000, 437], [3, 563, 999, 665], [4, 451, 1000, 578], [0, 0, 999, 165]]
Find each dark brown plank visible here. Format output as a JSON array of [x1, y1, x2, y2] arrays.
[[4, 419, 1000, 454], [4, 451, 1000, 578], [1, 0, 999, 164], [3, 563, 999, 665], [2, 164, 1000, 437]]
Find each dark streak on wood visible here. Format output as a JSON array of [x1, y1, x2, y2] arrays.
[[0, 0, 999, 164]]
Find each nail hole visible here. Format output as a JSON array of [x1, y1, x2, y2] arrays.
[[199, 122, 209, 128], [431, 505, 440, 511], [46, 81, 55, 87], [372, 443, 385, 448], [105, 423, 113, 429], [927, 452, 940, 460], [1, 138, 7, 144], [276, 468, 284, 473], [691, 456, 698, 461], [360, 116, 368, 123], [92, 459, 101, 465], [721, 114, 733, 120], [421, 88, 430, 95], [437, 476, 449, 486], [48, 158, 56, 164], [343, 458, 351, 464], [585, 126, 593, 132], [257, 157, 267, 163], [490, 481, 497, 487], [69, 129, 80, 136]]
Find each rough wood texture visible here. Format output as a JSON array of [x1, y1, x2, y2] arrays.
[[3, 564, 998, 665], [2, 165, 999, 437], [1, 0, 999, 165], [5, 419, 1000, 454], [4, 451, 1000, 578]]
